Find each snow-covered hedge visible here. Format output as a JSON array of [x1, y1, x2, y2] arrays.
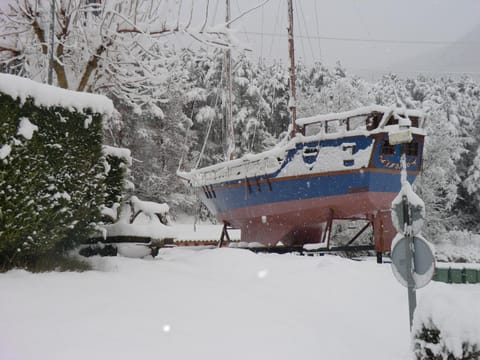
[[413, 285, 480, 360], [0, 75, 119, 270]]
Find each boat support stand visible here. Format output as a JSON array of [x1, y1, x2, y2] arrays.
[[218, 222, 232, 248]]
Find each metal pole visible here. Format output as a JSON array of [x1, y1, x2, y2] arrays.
[[225, 0, 235, 161], [401, 145, 417, 330], [47, 0, 55, 85], [287, 0, 297, 137]]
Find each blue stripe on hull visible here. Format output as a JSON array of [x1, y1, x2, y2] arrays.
[[200, 170, 416, 216]]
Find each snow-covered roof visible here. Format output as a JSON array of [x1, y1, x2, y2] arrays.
[[0, 74, 114, 115], [296, 105, 425, 127]]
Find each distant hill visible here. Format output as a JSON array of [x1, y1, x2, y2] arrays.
[[390, 25, 480, 79]]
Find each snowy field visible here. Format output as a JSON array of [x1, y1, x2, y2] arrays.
[[1, 247, 479, 360]]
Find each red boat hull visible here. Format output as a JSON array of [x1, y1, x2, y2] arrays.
[[218, 191, 397, 251]]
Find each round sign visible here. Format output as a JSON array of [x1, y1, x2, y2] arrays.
[[391, 235, 435, 289]]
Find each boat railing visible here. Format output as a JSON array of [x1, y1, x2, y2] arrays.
[[197, 156, 281, 185], [299, 108, 425, 137]]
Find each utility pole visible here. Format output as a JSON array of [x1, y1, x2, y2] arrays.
[[225, 0, 235, 161], [287, 0, 297, 137], [47, 0, 55, 85]]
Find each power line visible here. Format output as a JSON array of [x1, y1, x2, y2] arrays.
[[238, 31, 480, 46]]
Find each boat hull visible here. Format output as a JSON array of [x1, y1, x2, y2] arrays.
[[198, 167, 418, 251]]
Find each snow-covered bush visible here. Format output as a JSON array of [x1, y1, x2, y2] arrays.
[[412, 285, 480, 360], [414, 323, 480, 360], [0, 75, 116, 270], [435, 230, 480, 263]]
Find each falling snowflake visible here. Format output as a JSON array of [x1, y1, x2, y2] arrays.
[[257, 269, 269, 279]]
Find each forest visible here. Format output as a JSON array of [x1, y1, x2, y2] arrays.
[[1, 0, 480, 246]]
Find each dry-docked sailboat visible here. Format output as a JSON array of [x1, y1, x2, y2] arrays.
[[179, 1, 425, 254]]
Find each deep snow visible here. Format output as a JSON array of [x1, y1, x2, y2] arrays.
[[1, 248, 478, 360]]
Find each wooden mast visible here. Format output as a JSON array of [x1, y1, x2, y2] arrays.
[[225, 0, 235, 160], [287, 0, 297, 137]]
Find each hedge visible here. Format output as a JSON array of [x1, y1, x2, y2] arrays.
[[0, 87, 122, 271]]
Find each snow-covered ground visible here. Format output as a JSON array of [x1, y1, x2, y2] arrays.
[[1, 247, 478, 360]]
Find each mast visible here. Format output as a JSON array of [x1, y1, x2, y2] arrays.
[[287, 0, 297, 137], [225, 0, 235, 160]]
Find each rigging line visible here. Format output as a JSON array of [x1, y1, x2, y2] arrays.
[[297, 0, 316, 64], [313, 0, 322, 62], [195, 59, 225, 169], [234, 1, 250, 44], [268, 0, 282, 59], [293, 0, 307, 63], [238, 31, 480, 46], [227, 0, 272, 27]]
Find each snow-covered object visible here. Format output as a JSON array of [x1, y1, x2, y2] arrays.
[[102, 212, 176, 241], [391, 181, 426, 236], [130, 196, 169, 216], [100, 203, 120, 222], [17, 117, 38, 140], [102, 145, 132, 166], [0, 74, 114, 115], [303, 242, 329, 251], [388, 127, 412, 145], [435, 231, 480, 263], [413, 284, 480, 359]]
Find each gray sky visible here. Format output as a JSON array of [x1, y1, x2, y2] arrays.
[[186, 0, 480, 78], [2, 0, 479, 78]]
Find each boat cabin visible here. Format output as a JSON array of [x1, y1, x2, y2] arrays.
[[296, 105, 425, 137]]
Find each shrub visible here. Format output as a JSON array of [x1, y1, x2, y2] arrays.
[[0, 78, 115, 271], [413, 321, 480, 360]]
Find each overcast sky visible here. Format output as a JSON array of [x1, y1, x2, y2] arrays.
[[183, 0, 480, 78], [2, 0, 480, 78]]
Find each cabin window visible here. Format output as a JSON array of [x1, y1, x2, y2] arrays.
[[381, 140, 395, 155], [305, 123, 322, 136], [348, 115, 367, 131], [406, 142, 418, 156]]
